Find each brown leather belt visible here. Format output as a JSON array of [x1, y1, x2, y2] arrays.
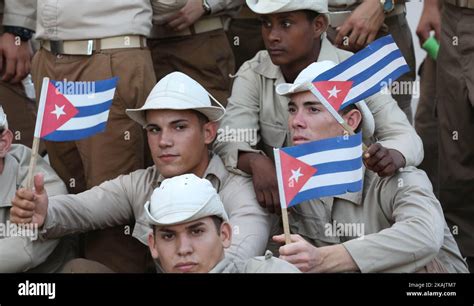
[[41, 35, 147, 55], [445, 0, 474, 8]]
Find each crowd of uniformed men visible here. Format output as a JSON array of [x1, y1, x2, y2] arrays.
[[0, 0, 472, 273]]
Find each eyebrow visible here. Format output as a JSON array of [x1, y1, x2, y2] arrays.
[[158, 221, 206, 234], [145, 119, 189, 129], [288, 101, 322, 107], [185, 222, 206, 231]]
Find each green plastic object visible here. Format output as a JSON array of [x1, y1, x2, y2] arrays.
[[422, 36, 440, 60]]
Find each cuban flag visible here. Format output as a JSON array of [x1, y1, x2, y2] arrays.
[[34, 77, 118, 141], [311, 35, 410, 112], [274, 133, 363, 208]]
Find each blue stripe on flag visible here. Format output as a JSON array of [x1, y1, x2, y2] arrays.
[[282, 132, 362, 158], [347, 49, 404, 87], [289, 180, 363, 207], [313, 35, 396, 82], [42, 122, 107, 142], [310, 157, 362, 176], [74, 100, 113, 118], [341, 65, 410, 107], [52, 77, 118, 95], [93, 77, 119, 93]]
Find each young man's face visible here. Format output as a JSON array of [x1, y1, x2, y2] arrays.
[[260, 11, 325, 66], [145, 109, 217, 178], [147, 217, 232, 273], [288, 91, 361, 144]]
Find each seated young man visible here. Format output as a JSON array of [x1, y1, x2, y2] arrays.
[[144, 174, 299, 273], [214, 0, 424, 215], [0, 106, 76, 272], [272, 62, 468, 273], [10, 72, 272, 272]]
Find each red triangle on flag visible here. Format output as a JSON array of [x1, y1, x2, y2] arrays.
[[312, 81, 353, 111], [279, 150, 317, 207], [40, 82, 79, 138]]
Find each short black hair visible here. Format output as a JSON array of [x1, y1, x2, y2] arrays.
[[302, 10, 321, 22], [339, 104, 363, 133], [192, 110, 210, 126], [210, 216, 224, 235]]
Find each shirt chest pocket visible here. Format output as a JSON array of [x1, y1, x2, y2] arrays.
[[289, 204, 341, 246]]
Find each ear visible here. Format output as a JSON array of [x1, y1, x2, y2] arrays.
[[313, 14, 329, 39], [343, 109, 362, 131], [203, 121, 218, 145], [0, 129, 13, 158], [219, 222, 232, 249], [147, 230, 159, 260]]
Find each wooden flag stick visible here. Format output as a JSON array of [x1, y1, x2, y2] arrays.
[[281, 207, 291, 245], [273, 148, 292, 245], [25, 137, 40, 190], [25, 78, 50, 190]]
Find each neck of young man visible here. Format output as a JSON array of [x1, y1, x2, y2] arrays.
[[280, 41, 322, 83], [193, 150, 212, 178]]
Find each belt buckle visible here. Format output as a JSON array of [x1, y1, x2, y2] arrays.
[[49, 40, 64, 55], [86, 40, 93, 55]]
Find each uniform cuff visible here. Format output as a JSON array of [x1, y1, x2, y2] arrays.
[[2, 14, 36, 31]]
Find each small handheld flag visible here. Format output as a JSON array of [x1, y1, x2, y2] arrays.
[[25, 77, 118, 190], [312, 35, 410, 111], [34, 77, 118, 141], [274, 132, 363, 209]]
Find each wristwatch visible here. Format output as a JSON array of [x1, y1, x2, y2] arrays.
[[380, 0, 395, 14], [3, 26, 34, 41], [202, 0, 212, 15]]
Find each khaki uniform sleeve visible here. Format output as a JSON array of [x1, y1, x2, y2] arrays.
[[343, 168, 445, 272], [207, 0, 244, 15], [365, 92, 424, 167], [213, 64, 265, 176], [3, 0, 36, 30], [0, 237, 58, 272], [221, 175, 273, 262], [42, 175, 136, 239]]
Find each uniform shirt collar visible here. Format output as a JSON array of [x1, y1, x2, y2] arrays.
[[155, 152, 227, 191], [254, 36, 342, 81]]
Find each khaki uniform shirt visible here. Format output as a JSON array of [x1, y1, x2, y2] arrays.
[[1, 0, 36, 31], [289, 166, 468, 273], [214, 37, 423, 175], [210, 251, 300, 273], [31, 0, 153, 40], [41, 154, 272, 264], [0, 144, 68, 272]]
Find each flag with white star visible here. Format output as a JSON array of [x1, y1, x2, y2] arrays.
[[312, 35, 410, 111], [274, 132, 363, 208], [34, 77, 118, 141]]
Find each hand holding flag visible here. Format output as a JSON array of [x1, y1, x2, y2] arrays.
[[274, 133, 363, 243]]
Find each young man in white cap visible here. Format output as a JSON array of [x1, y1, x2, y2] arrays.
[[145, 173, 299, 273], [0, 106, 76, 272], [214, 0, 423, 215], [271, 61, 468, 273], [10, 72, 272, 272]]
